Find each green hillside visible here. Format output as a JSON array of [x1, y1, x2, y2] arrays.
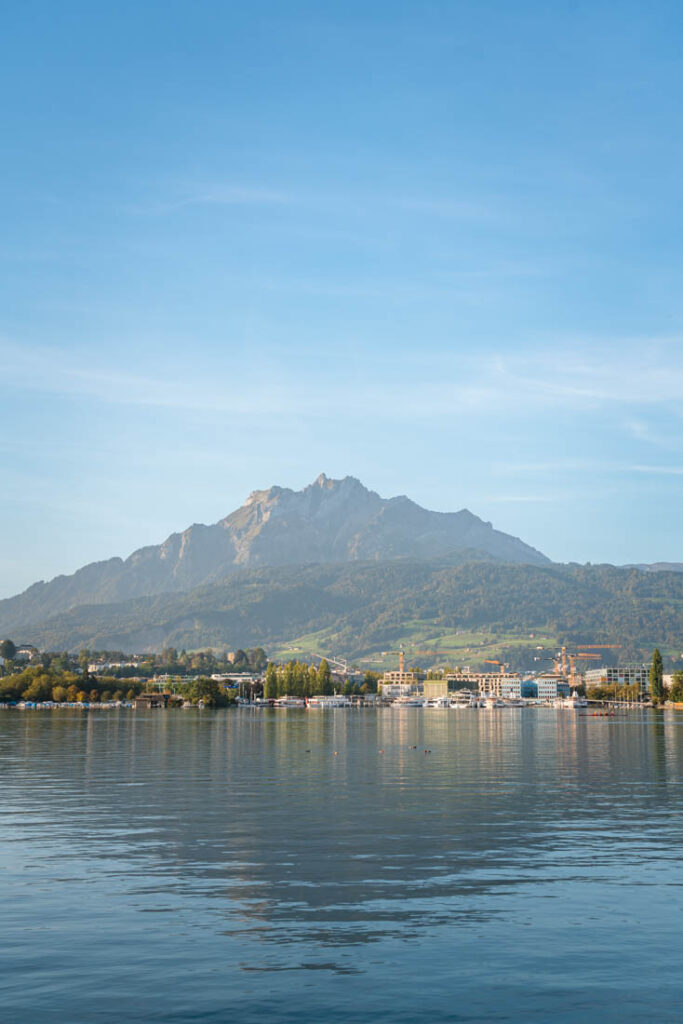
[[18, 559, 683, 670]]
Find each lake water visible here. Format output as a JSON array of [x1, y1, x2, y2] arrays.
[[2, 707, 683, 1023]]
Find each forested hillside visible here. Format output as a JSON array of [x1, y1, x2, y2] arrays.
[[16, 559, 683, 665]]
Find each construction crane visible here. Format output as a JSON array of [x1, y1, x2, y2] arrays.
[[567, 652, 601, 689], [484, 659, 509, 674], [556, 643, 622, 674], [574, 644, 622, 652], [413, 649, 450, 664], [381, 648, 407, 674]]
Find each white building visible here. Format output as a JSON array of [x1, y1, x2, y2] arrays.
[[534, 674, 570, 700]]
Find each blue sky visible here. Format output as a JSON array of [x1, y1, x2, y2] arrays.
[[2, 0, 683, 597]]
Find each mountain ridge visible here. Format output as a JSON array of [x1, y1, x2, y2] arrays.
[[0, 474, 549, 636]]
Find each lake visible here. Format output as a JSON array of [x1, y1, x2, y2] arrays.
[[2, 707, 682, 1022]]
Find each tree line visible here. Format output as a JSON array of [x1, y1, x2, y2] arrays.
[[262, 660, 379, 699], [0, 665, 240, 707], [0, 666, 145, 704], [0, 640, 268, 679]]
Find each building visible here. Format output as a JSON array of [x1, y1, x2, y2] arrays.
[[15, 645, 39, 662], [533, 675, 571, 700], [382, 670, 418, 686], [423, 680, 448, 699], [584, 665, 649, 694], [491, 676, 526, 698], [134, 693, 169, 709], [381, 681, 420, 698], [381, 670, 418, 697], [444, 671, 510, 694]]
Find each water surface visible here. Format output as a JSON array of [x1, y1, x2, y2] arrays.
[[2, 708, 682, 1022]]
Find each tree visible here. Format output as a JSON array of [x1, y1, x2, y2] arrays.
[[0, 639, 16, 661], [283, 661, 295, 696], [264, 663, 278, 699], [317, 659, 333, 695], [362, 671, 379, 694], [188, 677, 231, 707], [669, 671, 683, 703], [650, 648, 664, 702], [52, 685, 67, 703], [23, 677, 52, 702], [251, 647, 268, 672]]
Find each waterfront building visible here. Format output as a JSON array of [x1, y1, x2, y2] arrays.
[[584, 665, 649, 694], [382, 670, 418, 686], [533, 675, 571, 700], [134, 693, 169, 709], [381, 670, 419, 697], [486, 675, 523, 698], [381, 680, 420, 698], [423, 680, 448, 699]]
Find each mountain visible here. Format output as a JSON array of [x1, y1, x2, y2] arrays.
[[0, 474, 549, 636], [16, 560, 683, 662]]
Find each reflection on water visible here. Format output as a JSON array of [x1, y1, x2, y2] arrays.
[[2, 708, 683, 1022]]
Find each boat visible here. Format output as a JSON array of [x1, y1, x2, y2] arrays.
[[484, 697, 505, 709], [423, 696, 451, 709], [274, 696, 306, 707], [391, 696, 424, 708], [307, 695, 352, 708], [554, 694, 588, 709]]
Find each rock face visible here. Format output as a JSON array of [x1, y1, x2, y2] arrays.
[[0, 473, 549, 635]]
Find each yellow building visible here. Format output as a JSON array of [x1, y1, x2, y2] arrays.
[[423, 680, 448, 699]]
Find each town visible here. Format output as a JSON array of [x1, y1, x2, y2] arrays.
[[1, 638, 681, 710]]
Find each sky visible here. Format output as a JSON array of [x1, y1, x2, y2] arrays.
[[2, 0, 683, 597]]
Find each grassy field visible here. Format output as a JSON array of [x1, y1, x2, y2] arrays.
[[270, 621, 561, 671]]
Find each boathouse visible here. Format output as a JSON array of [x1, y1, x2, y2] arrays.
[[134, 693, 169, 709]]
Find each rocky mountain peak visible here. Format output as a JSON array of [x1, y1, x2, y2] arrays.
[[0, 474, 550, 637]]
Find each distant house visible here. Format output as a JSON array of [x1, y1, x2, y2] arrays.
[[15, 645, 39, 662]]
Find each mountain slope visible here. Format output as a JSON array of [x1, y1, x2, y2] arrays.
[[0, 474, 549, 634], [16, 559, 683, 662]]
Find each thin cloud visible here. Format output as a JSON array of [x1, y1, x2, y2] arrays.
[[630, 464, 683, 476], [4, 335, 683, 425]]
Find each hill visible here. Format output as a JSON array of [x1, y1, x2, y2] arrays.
[[0, 474, 548, 634], [16, 560, 683, 668]]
